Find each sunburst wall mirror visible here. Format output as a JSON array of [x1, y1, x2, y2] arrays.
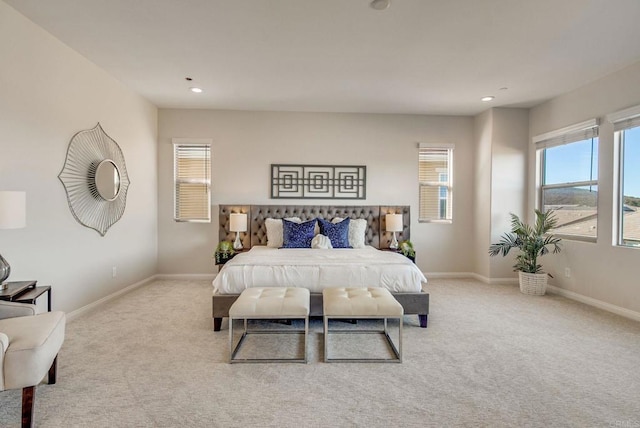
[[59, 123, 130, 236]]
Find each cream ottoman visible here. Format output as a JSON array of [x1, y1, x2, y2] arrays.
[[229, 287, 310, 363], [323, 287, 403, 363]]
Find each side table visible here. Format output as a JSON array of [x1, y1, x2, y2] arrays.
[[215, 249, 248, 267], [0, 281, 52, 312]]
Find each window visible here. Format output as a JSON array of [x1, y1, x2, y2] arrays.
[[608, 105, 640, 247], [534, 119, 599, 240], [173, 142, 211, 222], [438, 173, 448, 219], [419, 146, 453, 222]]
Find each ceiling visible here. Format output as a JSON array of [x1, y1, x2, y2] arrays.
[[6, 0, 640, 115]]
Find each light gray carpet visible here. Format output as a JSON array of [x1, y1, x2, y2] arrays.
[[1, 278, 639, 427]]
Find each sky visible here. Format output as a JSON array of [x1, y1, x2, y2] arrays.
[[544, 129, 640, 199], [622, 127, 640, 199]]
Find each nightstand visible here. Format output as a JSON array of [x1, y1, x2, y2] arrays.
[[0, 280, 52, 312], [215, 249, 248, 266]]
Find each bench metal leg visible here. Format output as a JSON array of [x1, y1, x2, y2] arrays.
[[324, 316, 402, 363], [229, 317, 308, 363]]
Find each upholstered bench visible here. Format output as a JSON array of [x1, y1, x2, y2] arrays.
[[229, 287, 310, 363], [322, 287, 403, 363]]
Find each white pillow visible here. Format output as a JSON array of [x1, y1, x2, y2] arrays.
[[332, 217, 367, 248], [311, 234, 333, 249], [265, 217, 301, 248]]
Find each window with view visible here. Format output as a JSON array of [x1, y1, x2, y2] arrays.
[[609, 105, 640, 248], [419, 146, 453, 222], [173, 142, 211, 222], [534, 120, 599, 240]]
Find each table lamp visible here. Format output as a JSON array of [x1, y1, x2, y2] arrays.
[[230, 213, 247, 250], [386, 213, 403, 250], [0, 191, 26, 290]]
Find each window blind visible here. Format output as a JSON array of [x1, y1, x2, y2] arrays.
[[607, 103, 640, 131], [174, 144, 211, 222], [533, 119, 599, 149]]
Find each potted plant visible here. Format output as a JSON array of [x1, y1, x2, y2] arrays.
[[214, 240, 235, 265], [488, 210, 562, 295], [398, 240, 416, 263]]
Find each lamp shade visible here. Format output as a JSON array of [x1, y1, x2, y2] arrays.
[[385, 213, 403, 232], [0, 191, 26, 229], [229, 213, 247, 232]]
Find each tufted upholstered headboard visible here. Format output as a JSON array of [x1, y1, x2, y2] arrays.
[[219, 205, 410, 249]]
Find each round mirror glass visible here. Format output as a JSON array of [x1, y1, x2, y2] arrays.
[[95, 160, 121, 201]]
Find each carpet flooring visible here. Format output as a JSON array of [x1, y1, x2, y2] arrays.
[[1, 278, 639, 427]]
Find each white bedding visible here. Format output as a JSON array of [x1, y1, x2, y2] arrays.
[[212, 246, 427, 294]]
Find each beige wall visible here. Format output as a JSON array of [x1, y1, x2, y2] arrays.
[[157, 109, 475, 275], [473, 110, 493, 278], [529, 60, 640, 314], [490, 108, 529, 278], [0, 2, 158, 313], [472, 108, 529, 280]]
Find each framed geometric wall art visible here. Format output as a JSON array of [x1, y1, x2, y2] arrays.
[[271, 164, 366, 199]]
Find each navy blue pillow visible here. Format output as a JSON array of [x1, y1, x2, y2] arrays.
[[282, 219, 317, 248], [317, 217, 351, 248]]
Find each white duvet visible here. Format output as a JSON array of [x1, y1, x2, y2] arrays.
[[212, 246, 427, 294]]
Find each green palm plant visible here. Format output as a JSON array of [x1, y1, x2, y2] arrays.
[[488, 210, 562, 274]]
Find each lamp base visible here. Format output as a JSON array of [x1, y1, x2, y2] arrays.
[[390, 232, 398, 249], [233, 233, 243, 250], [0, 252, 10, 288]]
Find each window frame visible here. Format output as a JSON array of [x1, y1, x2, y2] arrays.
[[534, 119, 599, 242], [172, 139, 212, 223], [438, 172, 448, 219], [608, 104, 640, 248], [418, 145, 453, 223]]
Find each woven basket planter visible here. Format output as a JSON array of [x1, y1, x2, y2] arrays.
[[518, 272, 548, 296]]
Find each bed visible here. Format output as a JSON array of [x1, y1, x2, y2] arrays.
[[212, 205, 429, 331]]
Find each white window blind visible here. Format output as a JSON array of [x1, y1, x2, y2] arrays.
[[173, 143, 211, 222], [533, 118, 599, 150], [419, 146, 453, 222], [607, 104, 640, 132]]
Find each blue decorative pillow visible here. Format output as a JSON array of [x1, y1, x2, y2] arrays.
[[317, 217, 351, 248], [282, 218, 317, 248]]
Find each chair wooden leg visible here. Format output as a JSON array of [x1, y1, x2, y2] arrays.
[[48, 355, 58, 384], [21, 386, 35, 428], [213, 317, 222, 331]]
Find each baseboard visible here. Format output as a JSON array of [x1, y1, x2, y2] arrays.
[[66, 275, 158, 322], [546, 284, 640, 323], [467, 273, 518, 285], [426, 272, 476, 279], [155, 273, 216, 281]]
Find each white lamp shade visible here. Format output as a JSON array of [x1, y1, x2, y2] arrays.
[[229, 213, 247, 232], [385, 213, 403, 232], [0, 191, 26, 229]]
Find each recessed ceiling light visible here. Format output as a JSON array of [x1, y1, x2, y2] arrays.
[[481, 96, 495, 102], [370, 0, 390, 10], [190, 87, 203, 93]]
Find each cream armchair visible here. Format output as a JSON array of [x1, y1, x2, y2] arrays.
[[0, 300, 65, 428]]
